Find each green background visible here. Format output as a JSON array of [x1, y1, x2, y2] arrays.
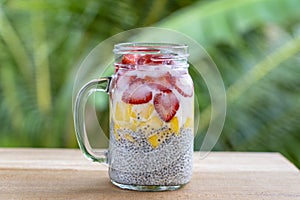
[[0, 0, 300, 168]]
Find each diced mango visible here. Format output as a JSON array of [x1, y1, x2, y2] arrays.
[[170, 116, 179, 135], [130, 110, 137, 118], [115, 102, 132, 123], [113, 122, 121, 140], [184, 117, 193, 129], [149, 116, 164, 129], [148, 129, 172, 148], [126, 120, 138, 132], [148, 134, 159, 148], [124, 133, 135, 143], [139, 104, 154, 120], [139, 116, 163, 132]]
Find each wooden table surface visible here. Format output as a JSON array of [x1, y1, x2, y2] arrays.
[[0, 148, 299, 200]]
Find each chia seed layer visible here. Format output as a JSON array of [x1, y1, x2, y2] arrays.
[[108, 123, 193, 186]]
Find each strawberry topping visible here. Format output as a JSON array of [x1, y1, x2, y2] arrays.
[[138, 54, 174, 65], [115, 70, 137, 89], [122, 79, 153, 104], [145, 72, 173, 92], [153, 90, 180, 122], [121, 54, 141, 65], [137, 54, 156, 65], [121, 54, 174, 66], [118, 53, 191, 121], [173, 76, 194, 97]]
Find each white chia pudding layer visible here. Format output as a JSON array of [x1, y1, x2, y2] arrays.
[[108, 122, 193, 186]]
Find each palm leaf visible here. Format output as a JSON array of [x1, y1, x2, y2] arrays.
[[158, 0, 300, 47], [0, 6, 33, 84]]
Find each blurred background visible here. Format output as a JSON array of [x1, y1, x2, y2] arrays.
[[0, 0, 299, 168]]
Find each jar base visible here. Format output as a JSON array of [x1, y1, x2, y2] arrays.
[[111, 180, 184, 191]]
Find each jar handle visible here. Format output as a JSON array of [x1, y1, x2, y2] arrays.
[[73, 77, 111, 163]]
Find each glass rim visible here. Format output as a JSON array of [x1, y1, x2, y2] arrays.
[[113, 42, 188, 54]]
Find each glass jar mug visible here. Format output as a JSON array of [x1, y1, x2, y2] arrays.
[[74, 43, 194, 191]]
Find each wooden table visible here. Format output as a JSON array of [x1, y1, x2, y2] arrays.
[[0, 149, 299, 200]]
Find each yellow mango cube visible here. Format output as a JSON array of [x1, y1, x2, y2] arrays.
[[169, 116, 179, 135], [148, 134, 159, 148], [124, 133, 135, 143], [184, 117, 193, 129], [140, 104, 154, 120], [115, 102, 132, 123], [113, 122, 121, 140]]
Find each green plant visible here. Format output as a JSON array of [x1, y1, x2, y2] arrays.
[[0, 0, 196, 147], [0, 0, 299, 168]]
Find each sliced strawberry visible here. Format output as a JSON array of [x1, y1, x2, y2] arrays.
[[145, 72, 173, 92], [122, 53, 174, 66], [122, 79, 153, 104], [174, 76, 194, 97], [114, 64, 120, 73], [154, 90, 180, 122], [148, 83, 170, 93], [153, 54, 174, 65], [122, 54, 141, 65], [137, 54, 157, 65], [137, 54, 174, 65], [115, 70, 137, 90]]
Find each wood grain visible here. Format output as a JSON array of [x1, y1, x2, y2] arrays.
[[0, 149, 299, 200]]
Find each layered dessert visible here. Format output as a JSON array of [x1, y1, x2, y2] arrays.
[[108, 51, 194, 189]]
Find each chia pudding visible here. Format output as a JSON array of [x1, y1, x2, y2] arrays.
[[108, 44, 194, 189], [108, 125, 193, 186]]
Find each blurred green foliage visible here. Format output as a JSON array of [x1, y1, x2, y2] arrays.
[[0, 0, 299, 168]]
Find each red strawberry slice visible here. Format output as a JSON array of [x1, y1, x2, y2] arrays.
[[154, 90, 180, 122], [115, 70, 137, 90], [152, 54, 174, 65], [122, 54, 141, 65], [114, 64, 120, 73], [145, 72, 173, 92], [137, 54, 157, 65], [138, 54, 174, 65], [122, 79, 153, 104], [174, 76, 194, 97], [148, 83, 170, 93]]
